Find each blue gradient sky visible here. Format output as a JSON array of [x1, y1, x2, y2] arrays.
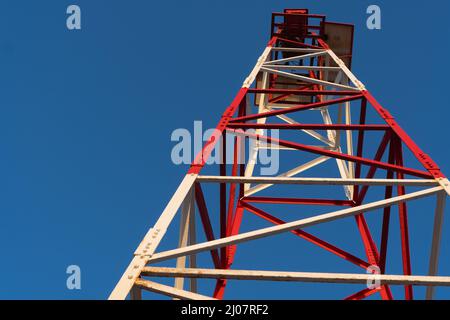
[[0, 0, 449, 299]]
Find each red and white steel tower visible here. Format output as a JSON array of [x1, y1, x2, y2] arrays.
[[109, 9, 450, 300]]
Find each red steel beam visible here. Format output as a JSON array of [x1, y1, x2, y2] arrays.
[[353, 213, 393, 300], [230, 95, 364, 123], [241, 202, 371, 269], [363, 90, 445, 179], [227, 123, 390, 131], [276, 37, 323, 49], [345, 287, 380, 300], [243, 196, 354, 206], [194, 183, 222, 269], [394, 137, 413, 300], [189, 87, 248, 174], [379, 139, 396, 274], [247, 88, 360, 95], [355, 131, 392, 204], [226, 128, 433, 179]]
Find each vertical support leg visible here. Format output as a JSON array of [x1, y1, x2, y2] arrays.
[[220, 133, 227, 269], [130, 286, 142, 300], [174, 187, 195, 291], [344, 82, 354, 180], [394, 139, 413, 300], [194, 183, 221, 268], [188, 190, 197, 293], [109, 174, 197, 300], [214, 135, 241, 299], [353, 98, 367, 201], [379, 137, 396, 274], [244, 71, 269, 191], [426, 191, 447, 300]]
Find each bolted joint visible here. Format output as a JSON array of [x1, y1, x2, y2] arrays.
[[134, 228, 162, 256]]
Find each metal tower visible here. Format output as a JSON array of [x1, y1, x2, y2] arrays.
[[109, 9, 450, 300]]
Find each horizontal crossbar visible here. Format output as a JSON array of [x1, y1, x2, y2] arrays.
[[196, 176, 438, 186], [142, 267, 450, 287]]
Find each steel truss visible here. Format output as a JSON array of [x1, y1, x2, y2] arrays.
[[109, 9, 450, 300]]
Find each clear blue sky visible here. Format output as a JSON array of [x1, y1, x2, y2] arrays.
[[0, 0, 449, 299]]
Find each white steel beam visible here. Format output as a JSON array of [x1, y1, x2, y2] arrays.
[[264, 51, 327, 65], [147, 187, 442, 264], [325, 49, 365, 90], [242, 46, 272, 88], [270, 47, 326, 53], [264, 65, 341, 71], [426, 191, 447, 300], [142, 267, 450, 287], [108, 173, 198, 300], [275, 113, 334, 146], [135, 279, 216, 300], [260, 67, 359, 91], [244, 156, 330, 196], [174, 187, 195, 292], [197, 176, 439, 187]]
